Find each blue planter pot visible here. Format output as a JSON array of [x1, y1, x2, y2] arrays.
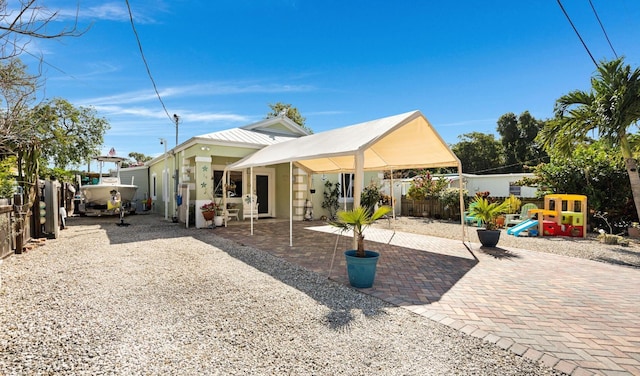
[[344, 250, 380, 288]]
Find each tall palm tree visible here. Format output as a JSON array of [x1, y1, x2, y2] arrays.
[[538, 57, 640, 220]]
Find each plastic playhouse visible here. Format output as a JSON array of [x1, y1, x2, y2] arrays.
[[507, 194, 587, 238]]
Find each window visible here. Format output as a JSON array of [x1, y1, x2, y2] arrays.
[[151, 173, 157, 199], [339, 173, 354, 202], [509, 183, 521, 196], [213, 169, 243, 197]]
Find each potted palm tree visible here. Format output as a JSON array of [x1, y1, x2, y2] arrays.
[[468, 197, 510, 247], [330, 205, 392, 288]]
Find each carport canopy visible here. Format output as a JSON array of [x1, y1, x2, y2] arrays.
[[228, 110, 460, 176], [226, 110, 465, 243]]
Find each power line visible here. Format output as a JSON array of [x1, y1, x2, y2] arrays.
[[124, 0, 173, 123], [467, 156, 549, 175], [588, 0, 618, 58], [556, 0, 597, 67]]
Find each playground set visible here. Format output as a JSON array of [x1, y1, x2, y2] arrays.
[[506, 194, 587, 238]]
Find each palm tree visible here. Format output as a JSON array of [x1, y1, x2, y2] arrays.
[[330, 206, 392, 257], [538, 57, 640, 220]]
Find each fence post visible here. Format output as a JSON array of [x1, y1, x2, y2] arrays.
[[13, 193, 23, 254]]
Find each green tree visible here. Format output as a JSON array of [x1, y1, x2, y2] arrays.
[[406, 171, 449, 200], [0, 155, 16, 198], [451, 132, 503, 174], [31, 98, 110, 169], [127, 152, 152, 166], [0, 59, 37, 155], [520, 142, 632, 224], [497, 111, 548, 172], [265, 102, 312, 134], [538, 57, 640, 221]]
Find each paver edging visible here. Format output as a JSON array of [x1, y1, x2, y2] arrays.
[[401, 303, 597, 376]]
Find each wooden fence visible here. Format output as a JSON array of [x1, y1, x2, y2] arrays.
[[400, 196, 544, 220], [0, 206, 14, 259]]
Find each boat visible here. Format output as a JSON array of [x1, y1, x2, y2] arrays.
[[78, 155, 138, 216]]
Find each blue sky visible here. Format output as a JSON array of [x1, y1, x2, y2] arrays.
[[20, 1, 640, 162]]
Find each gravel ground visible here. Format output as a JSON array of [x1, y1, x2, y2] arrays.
[[372, 216, 640, 268], [0, 214, 565, 376]]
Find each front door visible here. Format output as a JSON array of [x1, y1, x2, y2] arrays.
[[256, 175, 269, 215], [251, 168, 274, 217]]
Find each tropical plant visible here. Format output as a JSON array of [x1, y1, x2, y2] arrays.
[[360, 181, 381, 215], [504, 194, 522, 215], [538, 57, 640, 221], [406, 171, 448, 200], [321, 180, 341, 220], [330, 205, 392, 257], [439, 187, 467, 219], [468, 197, 510, 230]]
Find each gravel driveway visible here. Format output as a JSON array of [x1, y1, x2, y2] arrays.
[[0, 214, 563, 375]]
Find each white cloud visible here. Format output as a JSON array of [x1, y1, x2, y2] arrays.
[[77, 81, 315, 106], [56, 1, 161, 24]]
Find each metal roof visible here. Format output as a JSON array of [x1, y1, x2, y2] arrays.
[[195, 127, 300, 146]]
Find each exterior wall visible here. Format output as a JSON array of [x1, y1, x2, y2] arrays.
[[308, 171, 383, 219], [119, 166, 149, 211], [147, 153, 176, 216], [457, 173, 537, 198], [274, 164, 294, 220]]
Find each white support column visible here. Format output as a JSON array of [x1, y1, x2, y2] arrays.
[[250, 166, 254, 235], [352, 150, 364, 249]]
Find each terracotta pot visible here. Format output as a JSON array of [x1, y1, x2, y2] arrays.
[[202, 211, 215, 221]]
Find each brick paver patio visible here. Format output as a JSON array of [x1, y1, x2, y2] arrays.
[[213, 219, 640, 376]]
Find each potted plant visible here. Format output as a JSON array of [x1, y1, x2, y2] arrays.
[[330, 205, 392, 288], [201, 201, 223, 225], [497, 194, 521, 229], [468, 197, 510, 247]]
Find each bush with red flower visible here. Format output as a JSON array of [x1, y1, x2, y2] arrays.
[[200, 202, 223, 215]]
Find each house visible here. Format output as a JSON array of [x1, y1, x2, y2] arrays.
[[450, 172, 537, 198], [146, 114, 312, 228], [147, 110, 461, 229]]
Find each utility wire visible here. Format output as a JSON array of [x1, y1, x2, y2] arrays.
[[556, 0, 597, 67], [588, 0, 618, 58], [124, 0, 173, 123], [468, 155, 549, 175]]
